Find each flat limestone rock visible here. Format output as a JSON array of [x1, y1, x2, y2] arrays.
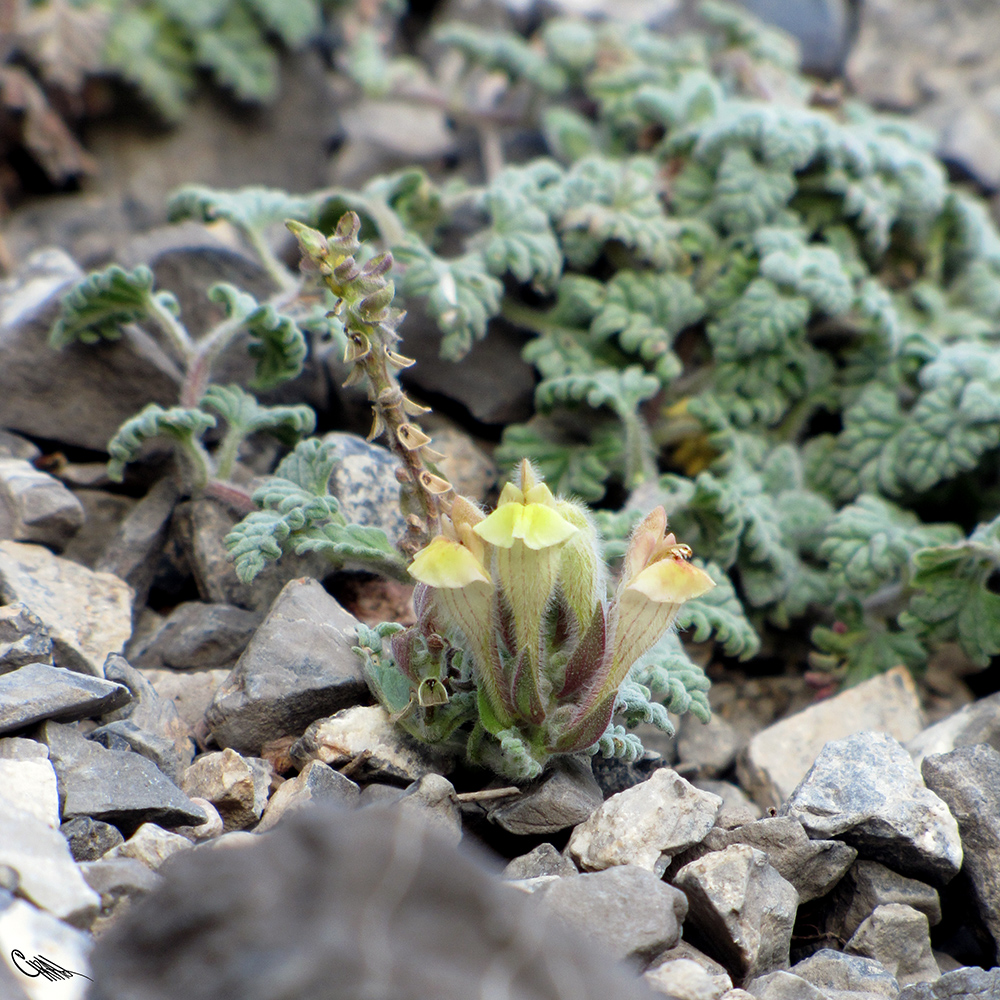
[[0, 540, 133, 676], [738, 666, 924, 810], [0, 662, 131, 735], [205, 579, 369, 756], [567, 767, 722, 874]]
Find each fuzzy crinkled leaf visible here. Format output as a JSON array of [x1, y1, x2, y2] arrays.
[[629, 633, 712, 724], [902, 515, 1000, 667], [821, 495, 963, 593], [395, 240, 504, 360], [169, 185, 314, 235], [50, 265, 178, 347], [106, 404, 216, 482], [675, 561, 761, 659], [194, 4, 279, 102], [200, 384, 315, 444], [208, 283, 307, 389]]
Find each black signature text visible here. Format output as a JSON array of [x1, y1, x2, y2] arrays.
[[10, 950, 93, 983]]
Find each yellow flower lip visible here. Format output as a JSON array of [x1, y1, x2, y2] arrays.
[[474, 499, 578, 550], [408, 536, 491, 588], [627, 556, 716, 603]]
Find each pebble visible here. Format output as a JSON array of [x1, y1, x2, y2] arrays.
[[0, 540, 134, 677], [539, 864, 688, 963], [781, 731, 963, 885], [0, 603, 53, 672], [921, 743, 1000, 958], [674, 844, 798, 982], [644, 956, 732, 1000], [738, 667, 924, 810], [290, 704, 452, 783], [104, 823, 194, 870], [502, 844, 578, 881], [745, 970, 827, 1000], [321, 432, 408, 545], [0, 806, 100, 926], [205, 578, 369, 756], [567, 767, 722, 874], [172, 798, 224, 843], [0, 662, 131, 735], [845, 903, 940, 988], [486, 756, 603, 835], [255, 760, 360, 833], [181, 749, 270, 832], [59, 818, 125, 862], [395, 773, 463, 846], [0, 457, 84, 550], [137, 667, 231, 731], [677, 712, 743, 779]]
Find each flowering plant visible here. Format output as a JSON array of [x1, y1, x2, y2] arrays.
[[357, 460, 714, 780]]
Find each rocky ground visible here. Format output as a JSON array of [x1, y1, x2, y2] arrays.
[[2, 0, 1000, 999]]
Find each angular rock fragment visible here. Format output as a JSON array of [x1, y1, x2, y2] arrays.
[[0, 806, 100, 925], [701, 816, 857, 903], [60, 817, 125, 862], [824, 860, 941, 942], [173, 798, 223, 843], [790, 948, 898, 999], [503, 844, 578, 881], [0, 752, 60, 827], [0, 602, 53, 672], [39, 720, 206, 830], [745, 970, 828, 1000], [290, 704, 451, 783], [0, 248, 179, 451], [255, 760, 360, 833], [486, 756, 603, 835], [921, 743, 1000, 959], [782, 731, 962, 884], [644, 956, 732, 1000], [130, 600, 260, 671], [396, 773, 463, 846], [897, 965, 1000, 1000], [0, 662, 131, 735], [540, 865, 688, 963], [738, 667, 924, 809], [0, 540, 133, 676], [95, 477, 179, 609], [674, 845, 798, 982], [105, 823, 194, 870], [568, 767, 722, 874], [181, 748, 270, 831], [0, 457, 84, 549], [907, 690, 1000, 767], [80, 857, 163, 917], [206, 579, 369, 755], [846, 903, 939, 988]]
